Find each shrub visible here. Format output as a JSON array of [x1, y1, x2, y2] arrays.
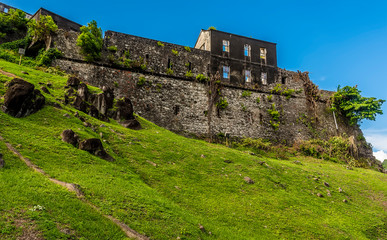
[[256, 97, 260, 104], [137, 76, 146, 86], [184, 46, 191, 52], [196, 74, 208, 83], [267, 95, 273, 101], [268, 103, 280, 130], [239, 138, 271, 151], [242, 90, 251, 97], [0, 9, 28, 38], [157, 41, 164, 47], [76, 20, 103, 62], [185, 70, 193, 78], [107, 45, 117, 52], [331, 85, 385, 125], [216, 97, 228, 109], [28, 15, 58, 50], [172, 49, 179, 56], [208, 26, 216, 30], [166, 68, 174, 75], [36, 48, 62, 66], [0, 37, 30, 51]]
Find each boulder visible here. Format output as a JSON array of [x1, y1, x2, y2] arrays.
[[120, 119, 141, 130], [114, 97, 134, 120], [60, 129, 79, 147], [66, 76, 80, 88], [79, 138, 114, 161], [0, 153, 4, 168], [244, 176, 254, 184], [2, 78, 45, 117]]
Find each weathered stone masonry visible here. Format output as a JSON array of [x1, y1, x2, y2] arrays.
[[52, 30, 367, 152]]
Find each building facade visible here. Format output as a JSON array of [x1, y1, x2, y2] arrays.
[[195, 29, 278, 86]]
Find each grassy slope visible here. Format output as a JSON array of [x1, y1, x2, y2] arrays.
[[0, 59, 386, 239]]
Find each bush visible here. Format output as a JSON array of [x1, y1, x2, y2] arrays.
[[76, 20, 103, 62], [0, 9, 28, 38], [196, 74, 208, 83], [239, 138, 272, 151], [107, 45, 117, 52], [36, 48, 62, 66], [184, 46, 191, 52], [157, 41, 164, 47], [137, 76, 146, 86], [166, 68, 173, 75], [0, 37, 30, 51], [172, 49, 179, 56], [242, 90, 251, 97], [185, 70, 193, 78], [331, 85, 385, 125], [216, 97, 228, 109], [28, 15, 58, 50]]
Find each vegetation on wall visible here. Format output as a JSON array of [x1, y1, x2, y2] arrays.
[[76, 20, 103, 62], [241, 90, 251, 97], [270, 84, 295, 99], [28, 15, 58, 51], [196, 74, 208, 83], [184, 46, 191, 52], [0, 9, 28, 39], [157, 41, 164, 47], [268, 103, 280, 130], [331, 85, 385, 125], [36, 48, 62, 66]]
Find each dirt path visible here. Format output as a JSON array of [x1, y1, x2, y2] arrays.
[[0, 134, 149, 240], [0, 69, 18, 78]]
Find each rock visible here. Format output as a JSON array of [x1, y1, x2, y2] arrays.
[[317, 193, 323, 197], [93, 86, 114, 115], [99, 132, 103, 138], [2, 78, 45, 118], [74, 112, 79, 118], [346, 166, 353, 170], [258, 161, 265, 165], [21, 71, 29, 75], [66, 76, 80, 88], [83, 122, 92, 128], [51, 102, 62, 109], [100, 124, 106, 128], [120, 119, 141, 130], [199, 224, 206, 233], [46, 82, 52, 88], [244, 176, 254, 184], [293, 160, 302, 165], [327, 190, 331, 197], [324, 182, 330, 187], [146, 160, 157, 167], [77, 83, 89, 101], [224, 160, 233, 163], [60, 129, 79, 146], [63, 113, 70, 118], [338, 187, 343, 193], [113, 97, 135, 120], [313, 178, 319, 181], [201, 154, 206, 158], [0, 153, 4, 168], [343, 199, 348, 203], [73, 96, 89, 113], [78, 138, 114, 161]]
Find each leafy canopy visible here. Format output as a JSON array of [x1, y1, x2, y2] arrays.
[[27, 15, 58, 50], [0, 9, 28, 38], [331, 85, 385, 125], [76, 20, 103, 62]]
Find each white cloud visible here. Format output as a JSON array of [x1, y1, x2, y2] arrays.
[[373, 150, 387, 161], [363, 128, 387, 152]]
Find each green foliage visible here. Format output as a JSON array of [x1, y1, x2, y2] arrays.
[[107, 45, 117, 52], [184, 46, 191, 52], [239, 138, 272, 151], [208, 26, 216, 30], [267, 95, 273, 102], [137, 76, 146, 86], [171, 49, 179, 56], [382, 160, 387, 170], [216, 97, 228, 109], [331, 85, 385, 125], [27, 15, 58, 49], [0, 37, 30, 51], [270, 84, 295, 99], [76, 20, 103, 62], [196, 74, 208, 83], [166, 68, 174, 75], [268, 103, 280, 130], [256, 97, 260, 104], [185, 70, 193, 78], [36, 48, 62, 66], [157, 41, 164, 47], [0, 9, 28, 38], [242, 90, 252, 97], [240, 103, 247, 111]]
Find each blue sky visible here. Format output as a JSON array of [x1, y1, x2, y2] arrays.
[[4, 0, 387, 160]]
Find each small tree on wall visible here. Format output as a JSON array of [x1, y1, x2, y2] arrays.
[[76, 20, 103, 62], [27, 15, 58, 50], [331, 85, 385, 125]]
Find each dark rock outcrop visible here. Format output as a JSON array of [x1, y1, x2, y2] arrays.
[[2, 78, 45, 118], [0, 153, 4, 168], [67, 76, 80, 88], [79, 138, 114, 161], [60, 129, 79, 147]]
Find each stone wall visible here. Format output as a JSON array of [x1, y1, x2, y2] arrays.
[[54, 58, 364, 147]]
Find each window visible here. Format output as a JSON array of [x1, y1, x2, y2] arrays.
[[281, 77, 286, 84], [223, 66, 230, 79], [260, 48, 267, 58], [261, 72, 267, 85], [223, 40, 230, 52], [245, 70, 251, 83], [167, 59, 172, 69], [244, 44, 251, 57], [4, 8, 8, 13]]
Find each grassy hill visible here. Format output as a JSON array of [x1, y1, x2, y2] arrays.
[[0, 59, 386, 239]]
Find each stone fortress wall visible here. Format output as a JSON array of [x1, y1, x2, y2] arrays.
[[52, 30, 369, 158]]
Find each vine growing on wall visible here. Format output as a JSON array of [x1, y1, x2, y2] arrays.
[[207, 71, 227, 140], [298, 71, 320, 121]]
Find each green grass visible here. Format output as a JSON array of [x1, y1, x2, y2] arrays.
[[0, 59, 386, 239]]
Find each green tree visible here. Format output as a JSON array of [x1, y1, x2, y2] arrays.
[[331, 85, 385, 125], [76, 20, 103, 62], [0, 9, 28, 38], [27, 15, 58, 50]]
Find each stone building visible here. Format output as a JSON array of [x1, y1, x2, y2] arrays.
[[30, 8, 81, 32], [195, 29, 278, 86], [0, 2, 32, 18]]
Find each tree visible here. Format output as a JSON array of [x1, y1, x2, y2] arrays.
[[331, 85, 385, 125], [27, 15, 58, 50], [0, 9, 28, 38], [76, 20, 103, 62]]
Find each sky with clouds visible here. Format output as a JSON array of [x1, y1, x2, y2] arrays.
[[3, 0, 387, 161]]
